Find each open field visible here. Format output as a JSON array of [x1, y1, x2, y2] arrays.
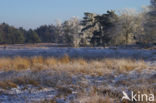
[[0, 44, 156, 61], [0, 45, 155, 103], [0, 55, 155, 103]]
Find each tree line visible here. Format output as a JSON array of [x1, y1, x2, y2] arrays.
[[0, 18, 81, 46], [0, 0, 156, 47]]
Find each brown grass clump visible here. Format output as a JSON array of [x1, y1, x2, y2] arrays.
[[12, 57, 30, 70], [0, 58, 12, 70], [0, 81, 8, 89], [78, 95, 114, 103], [37, 99, 57, 103], [0, 81, 17, 89], [73, 58, 88, 65], [45, 57, 58, 66], [0, 57, 30, 70], [59, 54, 70, 63], [103, 59, 148, 72], [57, 86, 72, 96], [31, 56, 45, 65], [12, 78, 39, 86]]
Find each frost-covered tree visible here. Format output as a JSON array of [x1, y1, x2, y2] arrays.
[[112, 9, 145, 46], [144, 0, 156, 44], [81, 11, 118, 47], [61, 17, 82, 47], [81, 13, 98, 46]]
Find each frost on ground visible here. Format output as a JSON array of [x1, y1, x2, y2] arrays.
[[0, 55, 155, 103], [0, 69, 155, 103], [0, 47, 156, 61]]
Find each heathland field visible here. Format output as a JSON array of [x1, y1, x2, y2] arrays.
[[0, 0, 156, 102], [0, 45, 155, 103]]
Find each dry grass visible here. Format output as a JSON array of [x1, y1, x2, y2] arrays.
[[77, 95, 114, 103], [0, 56, 155, 74], [0, 81, 17, 89], [0, 55, 155, 102], [0, 55, 155, 90]]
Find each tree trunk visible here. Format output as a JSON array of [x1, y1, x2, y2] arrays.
[[125, 32, 129, 48]]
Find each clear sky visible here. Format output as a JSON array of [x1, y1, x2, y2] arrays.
[[0, 0, 150, 29]]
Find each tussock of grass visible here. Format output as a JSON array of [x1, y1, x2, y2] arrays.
[[36, 99, 57, 103], [77, 95, 114, 103], [0, 81, 17, 90]]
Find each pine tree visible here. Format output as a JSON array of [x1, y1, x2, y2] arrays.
[[81, 11, 118, 47], [26, 30, 41, 43]]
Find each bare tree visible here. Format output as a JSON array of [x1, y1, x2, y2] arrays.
[[113, 8, 145, 46]]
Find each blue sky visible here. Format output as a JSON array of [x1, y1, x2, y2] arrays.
[[0, 0, 150, 29]]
